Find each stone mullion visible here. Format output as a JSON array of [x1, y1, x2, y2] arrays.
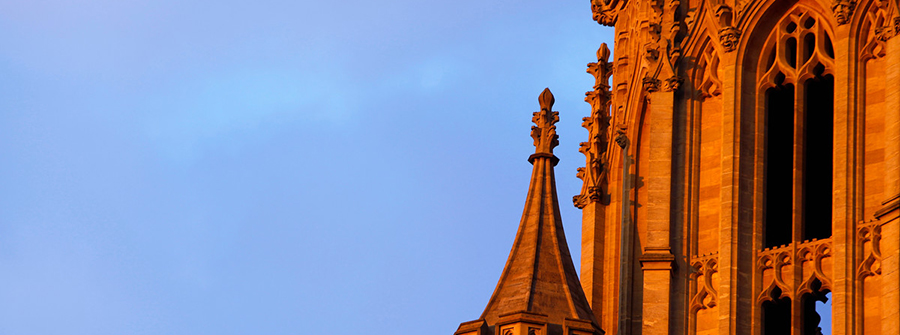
[[717, 49, 740, 335], [791, 243, 802, 335], [831, 25, 852, 335], [789, 68, 806, 335], [794, 81, 806, 246], [684, 74, 702, 335]]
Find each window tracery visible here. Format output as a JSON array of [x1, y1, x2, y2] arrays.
[[757, 9, 835, 248], [754, 8, 836, 335]]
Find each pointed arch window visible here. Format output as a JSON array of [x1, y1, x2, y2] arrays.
[[758, 11, 835, 249]]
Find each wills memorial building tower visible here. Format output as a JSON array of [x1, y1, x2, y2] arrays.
[[456, 0, 900, 334]]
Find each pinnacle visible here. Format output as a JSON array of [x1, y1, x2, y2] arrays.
[[477, 89, 598, 329]]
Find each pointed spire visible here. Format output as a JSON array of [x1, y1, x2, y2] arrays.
[[456, 89, 601, 335]]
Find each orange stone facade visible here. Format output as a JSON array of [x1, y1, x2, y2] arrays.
[[457, 0, 900, 334]]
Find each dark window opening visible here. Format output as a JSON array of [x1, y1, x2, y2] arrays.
[[766, 48, 777, 70], [764, 287, 792, 335], [802, 74, 833, 241], [803, 34, 815, 64], [803, 17, 816, 29], [824, 34, 834, 58], [765, 84, 795, 248], [801, 279, 831, 335], [787, 38, 798, 68]]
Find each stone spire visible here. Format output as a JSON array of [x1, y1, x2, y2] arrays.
[[455, 89, 603, 335]]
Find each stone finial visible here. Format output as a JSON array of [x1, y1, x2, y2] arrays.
[[575, 45, 614, 208], [598, 43, 611, 64], [530, 88, 560, 162], [587, 43, 614, 92]]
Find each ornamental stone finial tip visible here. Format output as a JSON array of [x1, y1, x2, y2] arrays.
[[598, 43, 611, 63], [529, 88, 560, 164], [539, 88, 555, 111]]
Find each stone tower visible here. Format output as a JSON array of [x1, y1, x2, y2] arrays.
[[457, 0, 900, 334], [577, 0, 900, 334]]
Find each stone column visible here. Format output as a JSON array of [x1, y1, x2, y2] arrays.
[[641, 88, 675, 335]]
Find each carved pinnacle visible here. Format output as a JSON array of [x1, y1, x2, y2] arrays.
[[529, 88, 560, 164]]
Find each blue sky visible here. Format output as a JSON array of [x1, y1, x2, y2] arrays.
[[0, 1, 842, 334], [0, 1, 613, 334]]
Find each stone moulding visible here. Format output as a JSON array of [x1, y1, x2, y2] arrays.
[[874, 193, 900, 219]]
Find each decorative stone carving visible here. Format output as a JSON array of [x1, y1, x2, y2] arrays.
[[718, 27, 741, 52], [668, 46, 682, 64], [614, 126, 628, 149], [755, 239, 834, 304], [645, 43, 660, 61], [857, 220, 883, 279], [698, 45, 723, 97], [593, 7, 618, 26], [708, 2, 741, 52], [831, 0, 856, 25], [861, 6, 894, 59], [642, 77, 661, 92], [690, 254, 719, 313], [664, 76, 683, 91], [590, 0, 626, 26], [714, 4, 734, 27], [876, 25, 896, 41], [575, 44, 613, 208], [796, 239, 833, 294], [530, 88, 559, 158], [757, 245, 793, 303], [758, 9, 835, 87]]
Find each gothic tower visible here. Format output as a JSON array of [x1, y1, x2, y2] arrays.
[[578, 0, 900, 334], [456, 0, 900, 334]]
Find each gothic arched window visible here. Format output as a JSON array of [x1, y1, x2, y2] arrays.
[[758, 10, 835, 249]]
